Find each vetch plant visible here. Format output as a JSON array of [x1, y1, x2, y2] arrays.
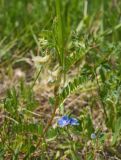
[[29, 0, 121, 158], [1, 0, 121, 159]]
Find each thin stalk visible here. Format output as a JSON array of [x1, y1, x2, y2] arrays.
[[93, 66, 108, 121], [31, 67, 42, 89], [36, 94, 59, 149], [29, 84, 60, 158]]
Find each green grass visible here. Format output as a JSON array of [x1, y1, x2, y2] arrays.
[[0, 0, 121, 159]]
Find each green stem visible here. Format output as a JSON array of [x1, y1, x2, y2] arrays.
[[29, 84, 60, 158], [93, 66, 108, 122], [31, 67, 42, 89]]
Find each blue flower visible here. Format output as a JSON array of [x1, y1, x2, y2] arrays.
[[70, 118, 79, 126], [58, 115, 70, 127], [58, 115, 79, 127], [91, 133, 96, 139]]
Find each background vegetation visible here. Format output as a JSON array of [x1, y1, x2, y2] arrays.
[[0, 0, 121, 159]]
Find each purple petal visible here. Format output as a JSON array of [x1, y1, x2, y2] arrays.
[[58, 115, 70, 127], [70, 118, 79, 126]]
